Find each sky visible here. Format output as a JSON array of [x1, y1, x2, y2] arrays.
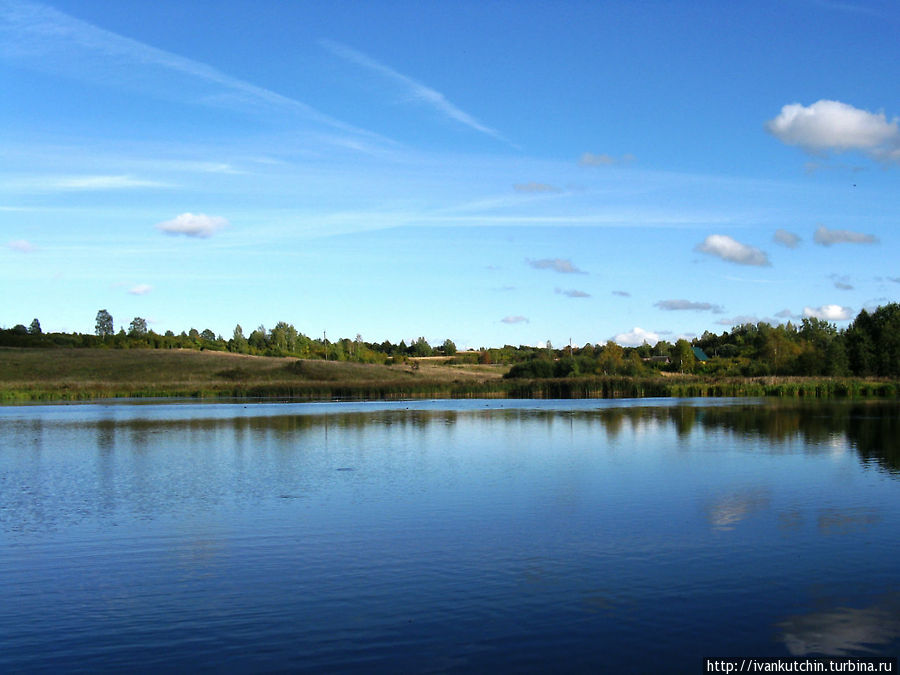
[[1, 0, 899, 349]]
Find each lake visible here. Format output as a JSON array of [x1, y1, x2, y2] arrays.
[[1, 398, 898, 672]]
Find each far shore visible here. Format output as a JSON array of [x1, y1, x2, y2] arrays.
[[0, 347, 896, 403]]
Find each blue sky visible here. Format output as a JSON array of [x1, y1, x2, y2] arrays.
[[2, 0, 898, 349]]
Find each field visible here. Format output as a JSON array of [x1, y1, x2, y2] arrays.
[[0, 347, 509, 401]]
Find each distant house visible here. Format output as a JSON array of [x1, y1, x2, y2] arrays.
[[692, 347, 710, 362], [643, 355, 671, 364]]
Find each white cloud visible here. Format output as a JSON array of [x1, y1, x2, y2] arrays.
[[321, 39, 511, 146], [578, 152, 636, 167], [716, 315, 764, 327], [6, 239, 36, 253], [513, 182, 561, 193], [695, 234, 770, 266], [527, 258, 586, 274], [555, 288, 591, 298], [813, 225, 878, 246], [776, 309, 799, 319], [155, 212, 228, 238], [655, 299, 724, 313], [612, 290, 631, 297], [612, 326, 659, 347], [774, 229, 801, 248], [128, 284, 153, 295], [54, 175, 168, 190], [766, 100, 900, 159], [0, 1, 379, 143], [803, 305, 853, 321], [501, 315, 529, 324]]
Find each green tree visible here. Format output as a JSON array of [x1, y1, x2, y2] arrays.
[[95, 309, 114, 338], [200, 328, 216, 341], [128, 317, 148, 338], [412, 337, 433, 357], [597, 340, 624, 375], [231, 324, 249, 353], [674, 339, 695, 374], [442, 338, 457, 356], [28, 318, 42, 335]]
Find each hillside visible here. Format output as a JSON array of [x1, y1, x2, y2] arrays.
[[0, 348, 507, 401]]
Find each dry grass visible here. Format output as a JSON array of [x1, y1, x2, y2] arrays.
[[0, 347, 507, 401]]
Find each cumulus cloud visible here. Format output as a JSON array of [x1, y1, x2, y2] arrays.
[[776, 309, 799, 319], [803, 305, 853, 321], [578, 152, 636, 167], [128, 284, 153, 295], [774, 229, 801, 248], [612, 290, 631, 297], [501, 315, 529, 324], [6, 239, 36, 253], [695, 235, 770, 266], [513, 182, 561, 193], [813, 225, 878, 246], [766, 100, 900, 159], [655, 299, 724, 313], [612, 326, 659, 347], [156, 213, 228, 238], [527, 258, 586, 274], [555, 288, 591, 298]]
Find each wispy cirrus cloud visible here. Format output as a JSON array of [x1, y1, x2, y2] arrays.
[[655, 299, 724, 313], [527, 258, 586, 274], [766, 100, 900, 162], [696, 234, 770, 266], [814, 225, 879, 246], [501, 315, 529, 324], [0, 1, 380, 143], [612, 290, 631, 297], [9, 174, 171, 192], [128, 284, 153, 295], [321, 39, 512, 147], [513, 182, 562, 193], [156, 213, 228, 238]]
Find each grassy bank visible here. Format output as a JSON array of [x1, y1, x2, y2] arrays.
[[0, 347, 896, 402]]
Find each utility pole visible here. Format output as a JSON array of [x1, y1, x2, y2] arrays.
[[323, 330, 327, 361]]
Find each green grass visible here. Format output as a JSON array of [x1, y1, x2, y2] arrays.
[[0, 347, 896, 402]]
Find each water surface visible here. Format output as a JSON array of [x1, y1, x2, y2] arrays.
[[1, 399, 898, 672]]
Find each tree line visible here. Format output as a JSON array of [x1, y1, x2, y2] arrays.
[[1, 303, 898, 379], [0, 310, 457, 364]]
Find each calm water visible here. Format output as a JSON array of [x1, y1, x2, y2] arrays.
[[1, 398, 898, 673]]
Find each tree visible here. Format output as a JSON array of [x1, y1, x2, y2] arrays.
[[28, 318, 42, 335], [95, 309, 114, 338], [442, 338, 457, 356], [128, 317, 148, 338], [412, 337, 433, 357], [231, 324, 249, 353], [200, 328, 216, 341], [597, 340, 624, 375], [674, 339, 695, 374]]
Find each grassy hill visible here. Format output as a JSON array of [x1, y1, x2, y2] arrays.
[[0, 347, 508, 401]]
